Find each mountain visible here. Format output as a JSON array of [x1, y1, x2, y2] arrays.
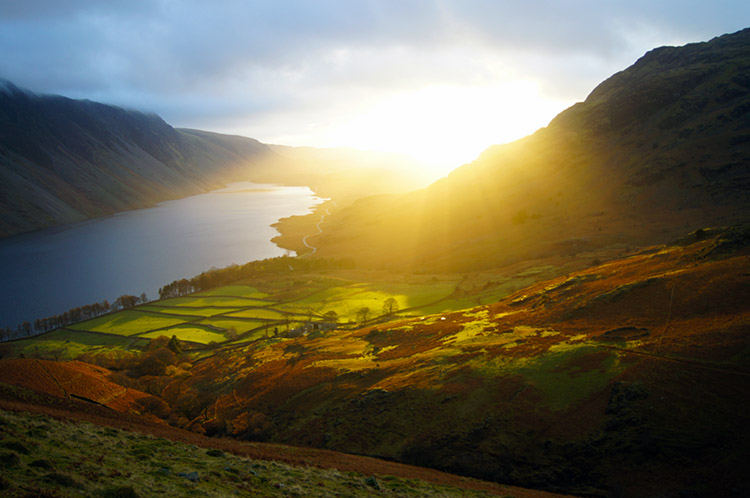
[[285, 28, 750, 271], [0, 82, 268, 236], [0, 82, 425, 238]]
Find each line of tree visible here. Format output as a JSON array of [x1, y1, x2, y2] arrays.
[[159, 256, 355, 299], [3, 255, 355, 341], [1, 293, 148, 341]]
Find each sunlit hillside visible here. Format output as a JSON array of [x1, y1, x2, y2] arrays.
[[274, 28, 750, 271]]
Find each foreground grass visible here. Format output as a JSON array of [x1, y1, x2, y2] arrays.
[[0, 409, 495, 498]]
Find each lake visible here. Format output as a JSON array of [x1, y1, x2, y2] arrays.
[[0, 182, 322, 329]]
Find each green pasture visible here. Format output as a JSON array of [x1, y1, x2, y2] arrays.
[[16, 271, 518, 355], [67, 311, 191, 336], [140, 324, 228, 344], [201, 318, 266, 334], [416, 276, 538, 315], [10, 329, 147, 360], [278, 282, 456, 322], [140, 305, 242, 318], [194, 284, 268, 298], [224, 308, 291, 320], [157, 296, 271, 308]]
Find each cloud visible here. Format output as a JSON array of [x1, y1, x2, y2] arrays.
[[0, 0, 747, 162]]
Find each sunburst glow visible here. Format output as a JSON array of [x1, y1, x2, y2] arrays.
[[327, 83, 569, 179]]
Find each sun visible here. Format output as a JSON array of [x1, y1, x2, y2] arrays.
[[331, 83, 569, 180]]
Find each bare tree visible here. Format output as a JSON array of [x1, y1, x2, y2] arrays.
[[382, 297, 399, 316], [357, 307, 370, 326]]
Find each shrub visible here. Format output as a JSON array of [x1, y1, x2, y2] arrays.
[[206, 449, 224, 457]]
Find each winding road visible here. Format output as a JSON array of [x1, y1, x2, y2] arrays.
[[300, 206, 331, 258]]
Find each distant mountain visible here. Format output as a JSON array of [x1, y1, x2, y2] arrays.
[[0, 82, 424, 238], [299, 28, 750, 270], [0, 82, 279, 236]]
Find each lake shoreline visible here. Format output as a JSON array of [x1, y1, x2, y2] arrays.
[[0, 182, 322, 329]]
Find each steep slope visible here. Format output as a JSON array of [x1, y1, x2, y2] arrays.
[[0, 84, 425, 238], [295, 28, 750, 271], [0, 81, 277, 237]]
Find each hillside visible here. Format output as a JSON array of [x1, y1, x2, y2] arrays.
[[103, 226, 750, 497], [0, 383, 575, 497], [0, 83, 424, 238], [3, 223, 748, 497], [276, 28, 750, 271]]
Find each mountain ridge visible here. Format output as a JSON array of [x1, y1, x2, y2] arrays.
[[0, 80, 274, 237], [280, 28, 750, 271], [0, 82, 425, 238]]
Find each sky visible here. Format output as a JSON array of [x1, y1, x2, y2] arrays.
[[1, 1, 748, 179]]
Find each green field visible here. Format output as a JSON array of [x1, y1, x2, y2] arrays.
[[140, 305, 243, 318], [14, 271, 470, 352], [201, 318, 267, 334], [67, 311, 192, 336], [195, 285, 268, 298], [9, 329, 148, 360], [157, 296, 272, 308], [278, 282, 456, 322], [140, 325, 228, 344]]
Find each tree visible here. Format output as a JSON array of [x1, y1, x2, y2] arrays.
[[323, 310, 338, 323], [226, 328, 238, 341], [357, 307, 370, 326], [382, 297, 399, 316], [113, 294, 139, 310], [167, 335, 182, 354]]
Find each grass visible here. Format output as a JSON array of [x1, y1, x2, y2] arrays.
[[17, 271, 465, 352], [514, 345, 623, 410], [68, 311, 190, 336], [416, 277, 539, 315], [200, 318, 266, 334], [140, 305, 243, 317], [224, 308, 291, 320], [139, 325, 228, 344], [157, 296, 272, 307], [0, 409, 495, 497], [10, 330, 147, 360], [278, 282, 456, 322], [194, 285, 268, 298]]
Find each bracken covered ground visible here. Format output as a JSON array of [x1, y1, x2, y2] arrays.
[[2, 225, 749, 497]]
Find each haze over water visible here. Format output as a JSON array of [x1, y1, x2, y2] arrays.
[[0, 182, 322, 329]]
